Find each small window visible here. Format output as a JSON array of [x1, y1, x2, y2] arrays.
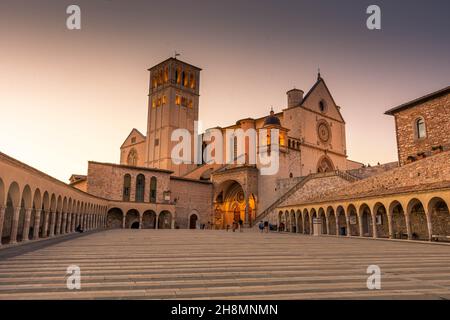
[[175, 95, 181, 105], [416, 118, 426, 139], [155, 139, 159, 146], [131, 137, 136, 144], [319, 100, 327, 113]]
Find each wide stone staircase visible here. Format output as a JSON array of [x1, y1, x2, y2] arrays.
[[253, 171, 359, 225]]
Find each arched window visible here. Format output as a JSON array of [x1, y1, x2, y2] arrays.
[[127, 149, 138, 166], [416, 118, 426, 139], [319, 100, 327, 113], [182, 71, 186, 86], [136, 174, 145, 202], [123, 174, 131, 202], [150, 177, 157, 203]]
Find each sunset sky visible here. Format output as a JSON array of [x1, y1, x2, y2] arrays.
[[1, 0, 449, 182]]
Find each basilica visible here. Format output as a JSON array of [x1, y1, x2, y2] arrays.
[[0, 57, 449, 245]]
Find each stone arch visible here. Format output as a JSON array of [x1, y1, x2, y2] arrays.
[[373, 202, 389, 238], [317, 155, 335, 173], [347, 204, 359, 236], [359, 203, 373, 237], [327, 206, 336, 235], [40, 191, 50, 237], [336, 206, 347, 236], [142, 210, 157, 229], [214, 180, 251, 229], [17, 185, 32, 241], [107, 208, 123, 229], [290, 209, 296, 233], [158, 210, 172, 229], [318, 208, 327, 234], [428, 197, 449, 239], [407, 198, 429, 240], [2, 181, 21, 244], [389, 200, 407, 239], [278, 210, 284, 231], [125, 209, 140, 228], [296, 209, 303, 233], [189, 210, 199, 229], [303, 209, 310, 234]]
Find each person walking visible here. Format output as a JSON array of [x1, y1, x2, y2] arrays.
[[259, 221, 264, 233], [238, 219, 243, 232], [264, 221, 269, 233]]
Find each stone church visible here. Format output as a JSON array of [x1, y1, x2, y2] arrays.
[[102, 57, 363, 230]]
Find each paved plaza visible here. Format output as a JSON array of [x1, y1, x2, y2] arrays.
[[0, 230, 449, 299]]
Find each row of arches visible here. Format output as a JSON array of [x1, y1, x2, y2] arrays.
[[0, 178, 107, 245], [278, 195, 450, 241], [107, 208, 174, 229]]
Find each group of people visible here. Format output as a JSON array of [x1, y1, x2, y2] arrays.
[[258, 221, 270, 233], [226, 219, 244, 232]]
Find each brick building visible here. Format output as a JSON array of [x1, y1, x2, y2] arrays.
[[385, 86, 450, 166]]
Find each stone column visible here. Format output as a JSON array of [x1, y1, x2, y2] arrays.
[[49, 211, 56, 237], [139, 214, 143, 229], [325, 216, 329, 235], [22, 208, 33, 242], [244, 198, 250, 227], [426, 212, 433, 241], [372, 213, 378, 239], [42, 210, 49, 237], [171, 212, 176, 229], [335, 217, 340, 237], [405, 214, 412, 240], [0, 206, 6, 245], [55, 211, 62, 235], [387, 214, 393, 239], [358, 214, 364, 237], [62, 213, 67, 234], [33, 209, 42, 240], [67, 213, 72, 233], [9, 206, 22, 244], [346, 215, 351, 237], [155, 214, 159, 230], [122, 214, 126, 229], [295, 214, 300, 233]]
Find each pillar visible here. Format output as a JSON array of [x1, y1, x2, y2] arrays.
[[67, 213, 71, 232], [325, 216, 329, 235], [426, 212, 433, 241], [0, 206, 6, 245], [335, 216, 339, 237], [55, 211, 62, 235], [33, 209, 42, 240], [372, 212, 378, 239], [155, 214, 159, 230], [171, 212, 176, 229], [9, 206, 22, 244], [295, 214, 300, 233], [346, 215, 351, 237], [388, 214, 393, 239], [43, 210, 50, 237], [61, 212, 67, 234], [358, 214, 364, 237], [244, 198, 250, 227], [22, 208, 33, 242], [139, 214, 143, 229], [122, 214, 126, 229], [405, 214, 412, 240]]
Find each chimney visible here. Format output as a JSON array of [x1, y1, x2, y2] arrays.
[[287, 89, 304, 108]]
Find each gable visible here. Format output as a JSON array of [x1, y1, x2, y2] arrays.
[[120, 128, 146, 149], [301, 79, 345, 123]]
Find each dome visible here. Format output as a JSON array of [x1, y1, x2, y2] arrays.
[[264, 109, 281, 126]]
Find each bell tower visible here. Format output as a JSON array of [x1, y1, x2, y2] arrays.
[[144, 57, 201, 176]]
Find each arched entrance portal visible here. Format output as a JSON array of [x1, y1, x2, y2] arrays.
[[125, 209, 139, 229], [131, 221, 140, 229], [189, 214, 198, 229], [158, 211, 172, 229], [107, 208, 123, 229], [142, 210, 156, 229], [213, 180, 256, 229]]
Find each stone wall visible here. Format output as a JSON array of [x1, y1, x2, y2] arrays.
[[86, 161, 171, 203], [393, 92, 450, 166], [170, 177, 213, 228]]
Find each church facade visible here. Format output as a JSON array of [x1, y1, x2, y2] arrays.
[[108, 57, 363, 230]]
